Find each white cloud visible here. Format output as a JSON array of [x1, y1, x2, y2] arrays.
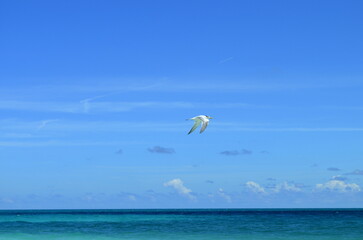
[[1, 79, 339, 98], [0, 140, 137, 147], [219, 57, 234, 64], [164, 178, 196, 200], [217, 188, 232, 202], [37, 119, 59, 130], [0, 100, 264, 114], [273, 182, 302, 193], [331, 175, 347, 181], [127, 195, 136, 201], [226, 127, 363, 132], [0, 197, 14, 204], [246, 181, 266, 194], [4, 119, 363, 139], [315, 180, 361, 193], [0, 100, 196, 113], [0, 101, 80, 113]]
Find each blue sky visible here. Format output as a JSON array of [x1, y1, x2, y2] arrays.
[[0, 0, 363, 209]]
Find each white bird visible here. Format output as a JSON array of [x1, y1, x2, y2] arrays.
[[186, 115, 213, 134]]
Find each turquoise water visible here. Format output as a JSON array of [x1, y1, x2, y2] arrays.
[[0, 209, 362, 239]]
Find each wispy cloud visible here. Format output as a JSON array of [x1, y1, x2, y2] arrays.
[[244, 179, 362, 195], [4, 119, 363, 138], [218, 57, 233, 64], [220, 150, 239, 156], [0, 101, 269, 113], [135, 81, 334, 92], [345, 169, 363, 176], [148, 146, 175, 154], [247, 181, 308, 195], [115, 149, 123, 154], [164, 178, 196, 200], [0, 81, 164, 98], [1, 79, 341, 99], [37, 119, 58, 130], [220, 149, 252, 156], [79, 91, 126, 113], [327, 167, 341, 172], [1, 133, 34, 139], [206, 180, 214, 184], [116, 192, 139, 202], [0, 197, 14, 204], [246, 181, 266, 194], [217, 188, 232, 202], [273, 182, 302, 193], [0, 119, 186, 133], [0, 140, 138, 147], [320, 105, 363, 111], [315, 180, 361, 192], [222, 127, 363, 132], [127, 195, 137, 201], [331, 175, 347, 181], [241, 149, 253, 155], [0, 101, 80, 113]]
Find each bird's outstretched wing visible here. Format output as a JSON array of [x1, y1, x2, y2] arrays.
[[200, 121, 209, 133], [188, 119, 201, 134]]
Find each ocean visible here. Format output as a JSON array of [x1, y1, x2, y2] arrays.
[[0, 209, 362, 240]]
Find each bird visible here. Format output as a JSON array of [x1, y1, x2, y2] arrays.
[[186, 115, 213, 134]]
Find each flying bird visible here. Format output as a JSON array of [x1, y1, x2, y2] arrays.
[[186, 115, 213, 134]]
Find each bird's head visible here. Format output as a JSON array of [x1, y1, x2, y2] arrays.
[[206, 115, 213, 119]]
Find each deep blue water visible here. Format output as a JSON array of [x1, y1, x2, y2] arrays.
[[0, 209, 362, 239]]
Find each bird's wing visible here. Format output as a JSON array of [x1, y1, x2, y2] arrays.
[[200, 120, 209, 133], [188, 119, 201, 134]]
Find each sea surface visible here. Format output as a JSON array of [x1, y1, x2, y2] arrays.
[[0, 209, 362, 240]]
